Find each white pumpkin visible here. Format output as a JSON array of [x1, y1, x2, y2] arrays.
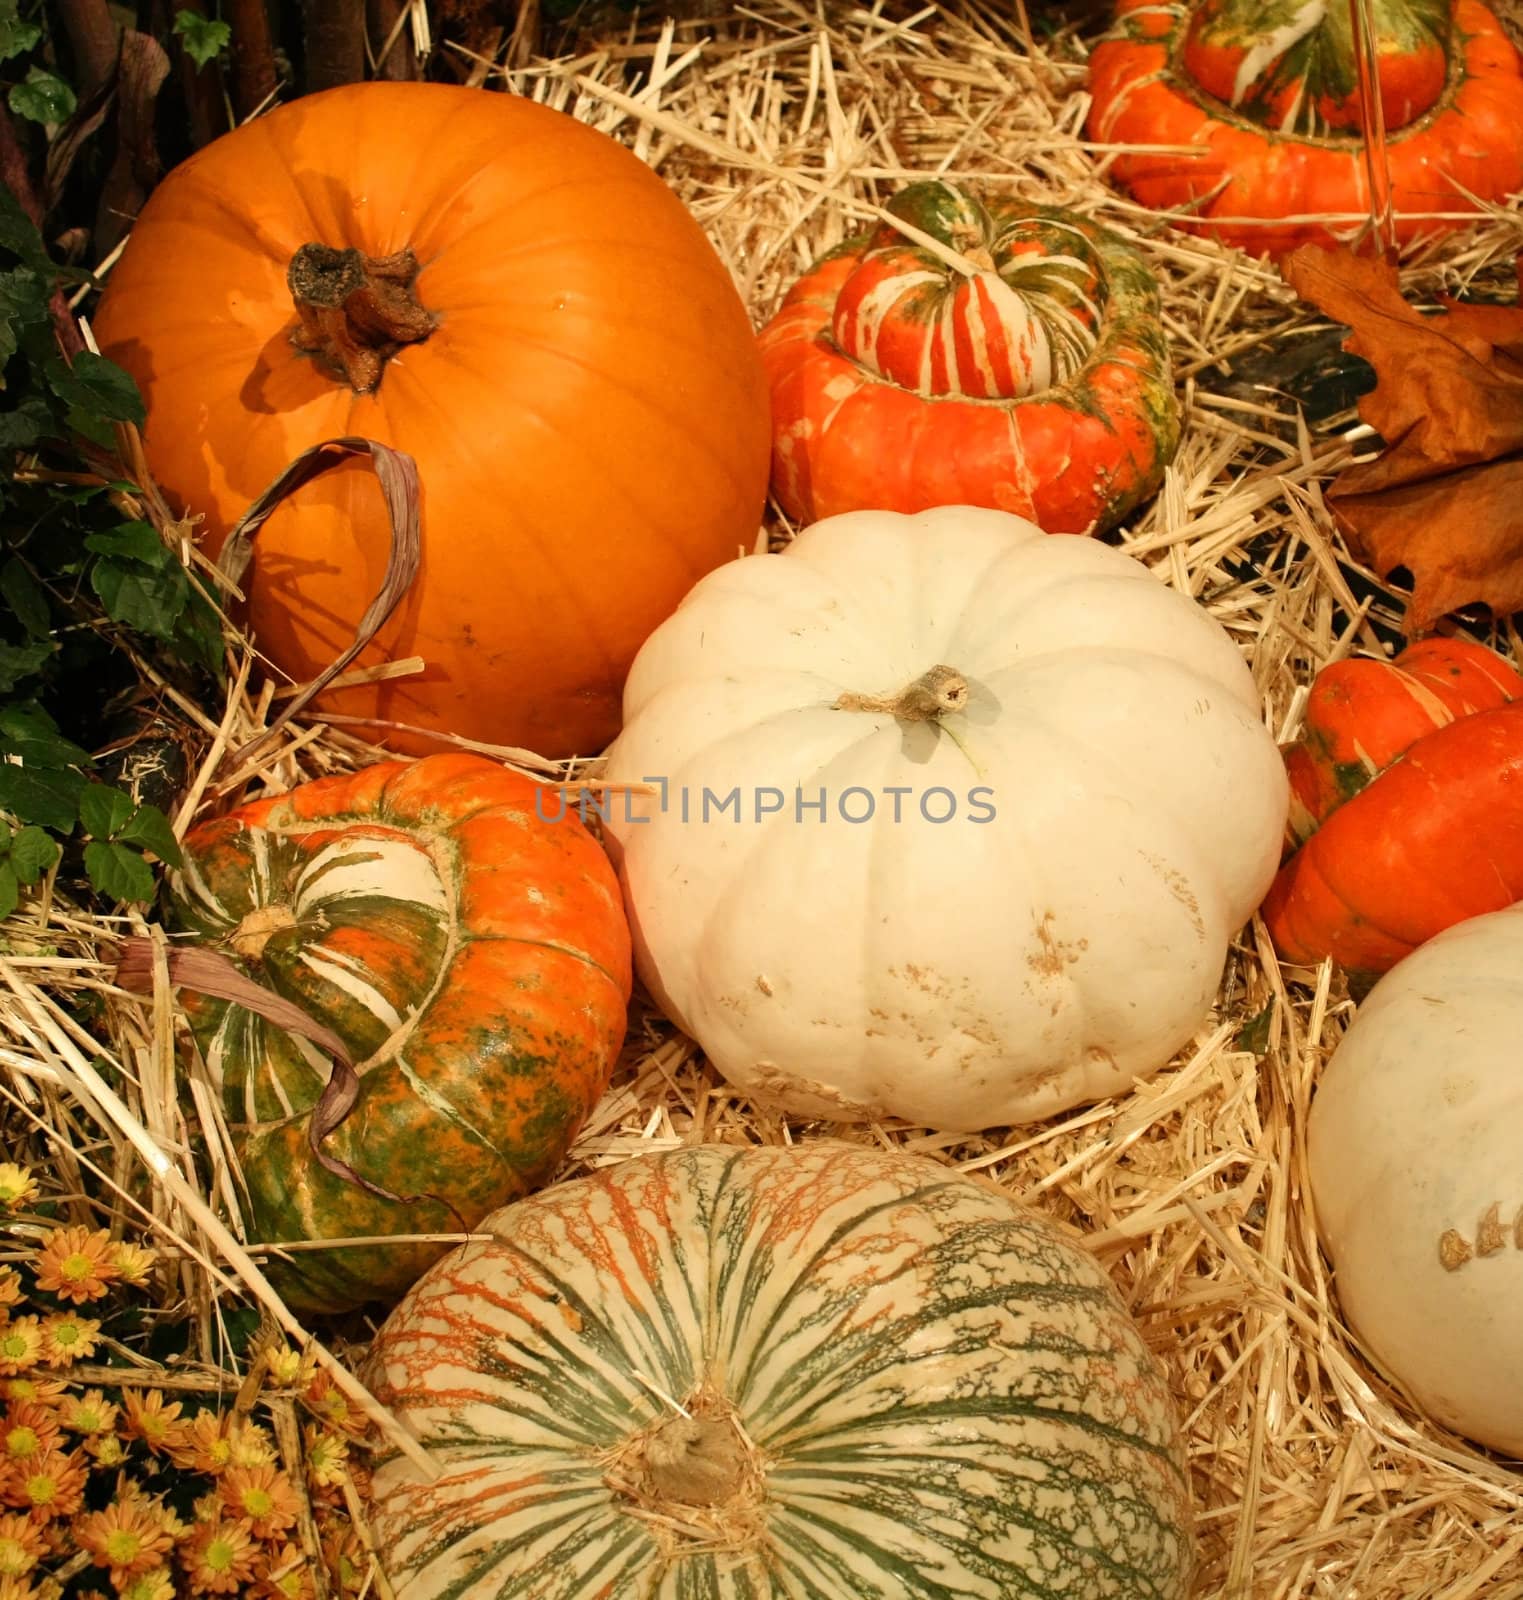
[[599, 505, 1287, 1130], [1308, 905, 1523, 1456]]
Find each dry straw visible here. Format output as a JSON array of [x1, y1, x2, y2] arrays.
[[7, 0, 1523, 1595]]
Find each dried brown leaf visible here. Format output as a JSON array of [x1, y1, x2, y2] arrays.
[[1281, 244, 1523, 631]]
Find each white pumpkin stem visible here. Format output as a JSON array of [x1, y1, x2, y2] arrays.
[[835, 663, 970, 721]]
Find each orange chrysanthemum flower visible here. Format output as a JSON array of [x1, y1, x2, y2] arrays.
[[226, 1417, 277, 1471], [0, 1168, 38, 1213], [0, 1379, 64, 1407], [2, 1404, 61, 1463], [0, 1575, 42, 1600], [31, 1227, 120, 1305], [117, 1568, 176, 1600], [190, 1491, 222, 1525], [266, 1345, 317, 1390], [256, 1543, 316, 1600], [73, 1493, 175, 1579], [86, 1434, 127, 1468], [0, 1322, 41, 1378], [179, 1518, 259, 1594], [0, 1273, 20, 1317], [164, 1411, 233, 1475], [218, 1463, 299, 1541], [105, 1243, 157, 1289], [0, 1511, 46, 1577], [120, 1392, 186, 1455], [298, 1372, 367, 1440], [321, 1526, 367, 1596], [58, 1390, 118, 1437], [302, 1426, 347, 1491], [39, 1312, 100, 1369], [6, 1445, 88, 1519]]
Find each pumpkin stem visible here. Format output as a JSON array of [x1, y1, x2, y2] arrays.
[[835, 663, 970, 721], [288, 244, 438, 394], [639, 1414, 749, 1508], [229, 903, 300, 961]]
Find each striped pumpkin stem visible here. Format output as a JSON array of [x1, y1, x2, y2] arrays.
[[831, 181, 1104, 399]]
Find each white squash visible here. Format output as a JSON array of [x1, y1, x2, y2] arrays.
[[363, 1141, 1195, 1598], [1308, 905, 1523, 1456], [599, 505, 1288, 1130]]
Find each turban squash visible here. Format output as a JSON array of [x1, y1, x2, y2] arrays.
[[363, 1142, 1195, 1598], [91, 81, 771, 760], [1085, 0, 1523, 254], [1263, 636, 1523, 977], [162, 752, 631, 1312], [756, 180, 1180, 536]]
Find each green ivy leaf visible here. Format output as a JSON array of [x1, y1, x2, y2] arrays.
[[0, 704, 92, 768], [172, 9, 231, 69], [48, 352, 145, 426], [0, 266, 48, 371], [0, 861, 18, 920], [90, 556, 187, 640], [0, 8, 42, 64], [9, 823, 58, 883], [79, 782, 136, 841], [0, 399, 56, 454], [84, 523, 167, 563], [83, 838, 156, 903], [0, 637, 54, 694], [114, 803, 182, 866], [0, 762, 85, 832], [0, 183, 50, 269], [8, 66, 76, 126], [0, 557, 52, 638]]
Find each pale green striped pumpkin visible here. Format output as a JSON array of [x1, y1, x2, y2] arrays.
[[363, 1142, 1193, 1597]]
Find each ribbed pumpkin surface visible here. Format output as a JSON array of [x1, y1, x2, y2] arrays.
[[363, 1142, 1194, 1598], [166, 753, 631, 1312]]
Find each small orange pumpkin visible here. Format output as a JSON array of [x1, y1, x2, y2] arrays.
[[92, 82, 771, 759]]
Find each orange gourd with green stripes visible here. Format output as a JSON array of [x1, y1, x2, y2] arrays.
[[363, 1142, 1195, 1598], [1264, 638, 1523, 976], [165, 752, 631, 1312], [1085, 0, 1523, 253], [758, 180, 1180, 536]]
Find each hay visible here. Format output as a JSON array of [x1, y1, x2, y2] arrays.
[[6, 1, 1523, 1595]]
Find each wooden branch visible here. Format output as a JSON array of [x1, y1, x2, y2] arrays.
[[367, 0, 418, 80], [226, 0, 280, 119], [56, 0, 122, 98], [302, 0, 367, 91], [0, 104, 85, 361], [171, 0, 232, 146]]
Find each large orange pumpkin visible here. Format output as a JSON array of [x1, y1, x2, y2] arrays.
[[92, 82, 772, 759]]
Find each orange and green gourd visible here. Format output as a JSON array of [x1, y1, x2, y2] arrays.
[[1263, 637, 1523, 977], [1086, 0, 1523, 253], [363, 1142, 1196, 1598], [164, 752, 631, 1313], [758, 180, 1180, 535]]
